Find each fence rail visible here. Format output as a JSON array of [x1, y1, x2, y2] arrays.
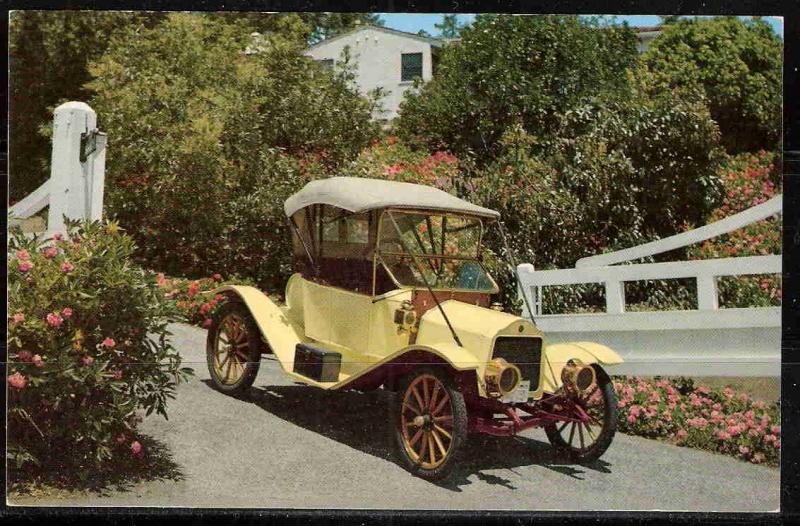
[[518, 196, 782, 377]]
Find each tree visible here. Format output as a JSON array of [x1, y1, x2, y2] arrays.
[[644, 16, 782, 153], [9, 11, 164, 202], [87, 13, 380, 287], [395, 15, 639, 162], [8, 12, 380, 203], [435, 14, 464, 38]]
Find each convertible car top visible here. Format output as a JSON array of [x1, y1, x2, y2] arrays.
[[283, 176, 501, 219]]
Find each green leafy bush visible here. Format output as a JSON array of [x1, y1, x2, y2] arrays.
[[88, 13, 379, 291], [7, 219, 192, 482], [395, 15, 639, 161], [614, 377, 780, 466], [644, 17, 782, 153], [465, 93, 723, 310]]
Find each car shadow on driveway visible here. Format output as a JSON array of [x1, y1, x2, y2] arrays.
[[203, 380, 613, 491]]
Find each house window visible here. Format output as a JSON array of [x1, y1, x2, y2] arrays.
[[316, 58, 334, 71], [401, 53, 423, 82]]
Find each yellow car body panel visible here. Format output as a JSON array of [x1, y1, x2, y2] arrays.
[[539, 341, 624, 393], [218, 276, 623, 398]]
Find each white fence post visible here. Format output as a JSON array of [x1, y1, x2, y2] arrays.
[[47, 102, 105, 234], [697, 275, 719, 310], [9, 101, 106, 237]]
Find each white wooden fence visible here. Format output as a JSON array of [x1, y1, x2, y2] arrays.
[[9, 101, 106, 236], [518, 196, 782, 377]]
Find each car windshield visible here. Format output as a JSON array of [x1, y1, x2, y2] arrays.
[[377, 210, 497, 292]]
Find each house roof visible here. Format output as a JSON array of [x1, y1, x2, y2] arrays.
[[631, 25, 663, 33], [284, 177, 500, 219], [306, 25, 445, 51]]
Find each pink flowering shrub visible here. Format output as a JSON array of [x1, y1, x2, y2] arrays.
[[154, 273, 257, 328], [613, 376, 779, 466], [687, 151, 781, 307], [350, 136, 462, 193], [7, 219, 192, 482]]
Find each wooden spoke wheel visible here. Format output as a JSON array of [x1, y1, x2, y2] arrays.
[[544, 364, 617, 463], [206, 302, 262, 395], [391, 367, 467, 480]]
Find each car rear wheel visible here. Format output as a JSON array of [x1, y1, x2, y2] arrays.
[[390, 366, 467, 481], [206, 301, 262, 396], [544, 364, 617, 463]]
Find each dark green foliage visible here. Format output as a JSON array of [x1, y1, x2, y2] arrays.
[[435, 14, 464, 38], [644, 17, 782, 153], [395, 15, 639, 162], [87, 14, 380, 290], [9, 11, 164, 203], [470, 92, 724, 273]]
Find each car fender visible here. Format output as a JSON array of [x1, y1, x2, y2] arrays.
[[395, 342, 481, 372], [540, 341, 623, 393], [213, 285, 303, 372], [341, 342, 481, 393]]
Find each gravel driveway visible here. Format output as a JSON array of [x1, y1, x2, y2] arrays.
[[10, 323, 780, 512]]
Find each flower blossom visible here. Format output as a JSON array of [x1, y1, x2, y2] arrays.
[[12, 313, 25, 323], [46, 312, 63, 327], [8, 372, 27, 390], [131, 441, 143, 457], [82, 355, 94, 366], [61, 261, 75, 273], [62, 307, 73, 318], [102, 338, 116, 348], [19, 261, 33, 272], [17, 350, 32, 362], [32, 355, 44, 368], [43, 246, 58, 258]]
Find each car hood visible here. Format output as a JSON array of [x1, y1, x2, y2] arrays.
[[414, 300, 543, 363]]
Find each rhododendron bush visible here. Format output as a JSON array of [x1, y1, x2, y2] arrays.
[[351, 136, 463, 193], [687, 150, 781, 307], [613, 377, 779, 466], [155, 273, 259, 328], [7, 219, 192, 480]]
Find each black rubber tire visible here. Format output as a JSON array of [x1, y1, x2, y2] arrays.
[[389, 366, 468, 481], [206, 301, 262, 396], [544, 364, 617, 464]]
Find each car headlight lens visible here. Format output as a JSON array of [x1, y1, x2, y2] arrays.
[[485, 358, 522, 397]]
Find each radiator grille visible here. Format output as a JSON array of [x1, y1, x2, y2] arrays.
[[492, 337, 542, 391]]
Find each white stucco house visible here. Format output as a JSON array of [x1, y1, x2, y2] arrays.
[[298, 24, 661, 123], [304, 26, 444, 122], [633, 26, 662, 53]]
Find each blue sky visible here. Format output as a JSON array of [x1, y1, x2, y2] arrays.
[[379, 14, 784, 38]]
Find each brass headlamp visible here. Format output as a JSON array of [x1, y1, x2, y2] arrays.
[[561, 359, 596, 393], [484, 357, 522, 397]]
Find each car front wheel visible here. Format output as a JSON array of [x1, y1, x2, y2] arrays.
[[544, 364, 617, 463], [390, 366, 467, 481], [206, 301, 262, 396]]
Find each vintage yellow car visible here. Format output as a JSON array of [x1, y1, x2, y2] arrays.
[[207, 177, 622, 480]]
